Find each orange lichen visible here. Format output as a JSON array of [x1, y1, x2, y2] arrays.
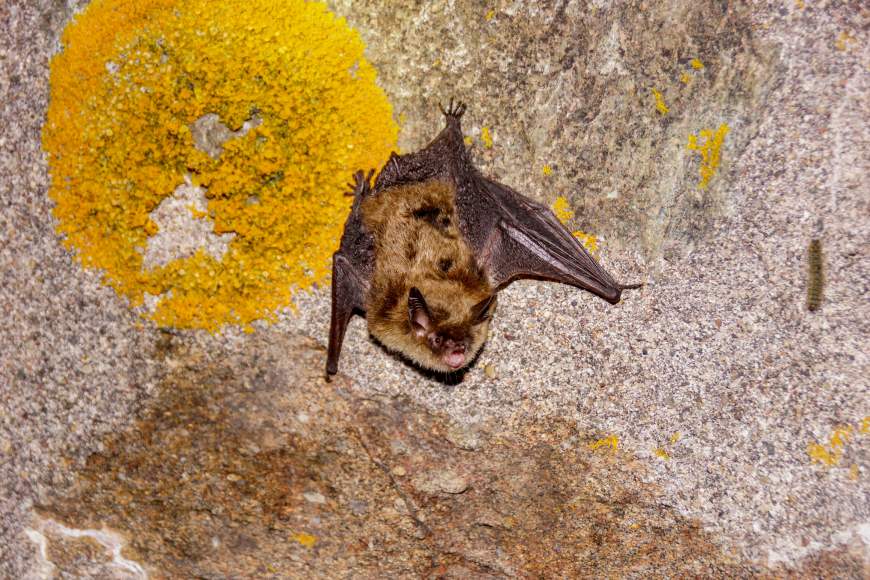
[[551, 196, 574, 224], [572, 230, 599, 254], [835, 31, 857, 52], [43, 0, 398, 331], [590, 435, 619, 452], [651, 88, 669, 115], [807, 425, 854, 467], [291, 532, 317, 548], [481, 126, 494, 149], [686, 124, 730, 189]]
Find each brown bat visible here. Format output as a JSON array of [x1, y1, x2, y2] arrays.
[[327, 100, 639, 379]]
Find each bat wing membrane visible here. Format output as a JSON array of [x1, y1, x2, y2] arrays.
[[472, 178, 626, 304]]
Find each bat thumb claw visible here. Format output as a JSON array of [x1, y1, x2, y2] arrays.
[[619, 282, 644, 290]]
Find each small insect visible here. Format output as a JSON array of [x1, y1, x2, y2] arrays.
[[327, 100, 640, 378], [806, 238, 824, 311]]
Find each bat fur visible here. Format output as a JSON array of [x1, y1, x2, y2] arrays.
[[326, 100, 640, 379]]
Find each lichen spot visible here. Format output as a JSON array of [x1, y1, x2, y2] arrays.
[[651, 88, 669, 115], [572, 230, 599, 254], [551, 196, 574, 225], [43, 0, 398, 331], [687, 123, 730, 189]]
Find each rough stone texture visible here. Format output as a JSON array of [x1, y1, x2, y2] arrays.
[[1, 0, 868, 578]]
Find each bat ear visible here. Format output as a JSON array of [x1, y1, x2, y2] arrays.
[[408, 287, 432, 336], [472, 294, 496, 322]]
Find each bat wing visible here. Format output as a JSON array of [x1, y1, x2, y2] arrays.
[[419, 102, 638, 304], [468, 177, 636, 304], [327, 171, 375, 379]]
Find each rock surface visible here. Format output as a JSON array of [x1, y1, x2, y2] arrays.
[[1, 0, 868, 577]]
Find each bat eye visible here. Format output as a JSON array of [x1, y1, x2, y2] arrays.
[[432, 335, 443, 347]]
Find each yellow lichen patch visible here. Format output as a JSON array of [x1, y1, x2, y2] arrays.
[[860, 416, 869, 435], [680, 72, 692, 84], [43, 0, 398, 331], [551, 196, 574, 224], [686, 123, 730, 189], [835, 31, 857, 52], [481, 126, 494, 149], [795, 0, 805, 9], [651, 88, 669, 115], [572, 230, 598, 254], [670, 432, 682, 444], [485, 9, 496, 21], [849, 464, 860, 481], [291, 532, 317, 548], [807, 425, 854, 467], [654, 448, 671, 461], [690, 58, 705, 70], [542, 164, 553, 176], [464, 135, 474, 147], [590, 435, 619, 452]]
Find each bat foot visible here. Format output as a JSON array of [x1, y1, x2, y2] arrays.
[[439, 98, 467, 122], [345, 168, 376, 197]]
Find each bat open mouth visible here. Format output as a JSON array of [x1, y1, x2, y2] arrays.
[[445, 351, 466, 369]]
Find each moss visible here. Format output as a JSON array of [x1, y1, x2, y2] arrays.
[[686, 124, 729, 189], [44, 0, 398, 331]]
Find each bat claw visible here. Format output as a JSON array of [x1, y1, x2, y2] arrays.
[[345, 169, 375, 197], [439, 97, 467, 121]]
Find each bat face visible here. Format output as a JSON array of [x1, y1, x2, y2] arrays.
[[326, 101, 639, 380], [371, 284, 495, 372]]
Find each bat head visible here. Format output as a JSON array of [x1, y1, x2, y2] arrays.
[[405, 286, 495, 372]]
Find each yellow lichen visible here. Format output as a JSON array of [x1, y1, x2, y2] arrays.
[[686, 123, 730, 189], [808, 425, 855, 467], [481, 126, 493, 149], [44, 0, 398, 331], [680, 72, 691, 84], [651, 88, 669, 115], [690, 58, 705, 70], [590, 435, 619, 452], [860, 416, 870, 435], [542, 164, 553, 176], [849, 464, 860, 481], [654, 448, 670, 461], [571, 230, 598, 254], [551, 196, 574, 224], [485, 9, 496, 21], [835, 31, 856, 52], [463, 135, 474, 147], [795, 0, 805, 9], [291, 532, 317, 548], [670, 432, 682, 444]]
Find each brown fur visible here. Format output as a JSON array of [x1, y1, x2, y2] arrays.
[[362, 179, 494, 372]]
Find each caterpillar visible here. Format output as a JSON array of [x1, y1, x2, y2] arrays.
[[806, 239, 824, 312]]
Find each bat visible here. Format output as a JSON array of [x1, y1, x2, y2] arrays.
[[326, 100, 640, 379]]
